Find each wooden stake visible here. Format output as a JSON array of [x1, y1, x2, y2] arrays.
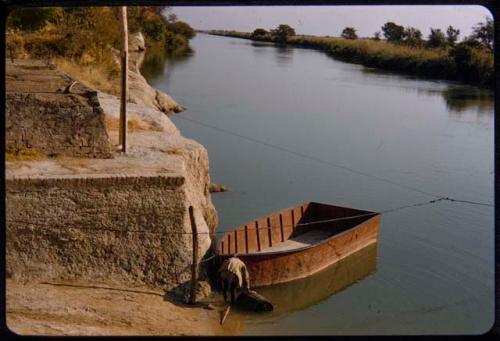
[[189, 206, 198, 305], [119, 6, 128, 153], [220, 306, 231, 325]]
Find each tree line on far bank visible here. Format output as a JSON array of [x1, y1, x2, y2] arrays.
[[341, 19, 492, 51], [252, 19, 492, 51], [232, 19, 492, 87]]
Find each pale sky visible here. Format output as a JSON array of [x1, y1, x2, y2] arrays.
[[169, 5, 492, 38]]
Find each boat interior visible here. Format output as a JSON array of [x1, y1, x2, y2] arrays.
[[218, 202, 378, 256]]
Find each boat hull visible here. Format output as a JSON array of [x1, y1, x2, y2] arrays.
[[219, 211, 380, 287]]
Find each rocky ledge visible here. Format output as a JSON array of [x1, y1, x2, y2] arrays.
[[121, 32, 185, 115], [6, 40, 218, 291]]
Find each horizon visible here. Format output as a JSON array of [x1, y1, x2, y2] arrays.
[[169, 5, 492, 39]]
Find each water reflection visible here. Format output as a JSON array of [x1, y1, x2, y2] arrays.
[[140, 48, 194, 81], [232, 243, 377, 320], [251, 41, 275, 48], [361, 67, 424, 82], [360, 68, 493, 115], [427, 86, 493, 114], [274, 46, 295, 66], [251, 41, 275, 56]]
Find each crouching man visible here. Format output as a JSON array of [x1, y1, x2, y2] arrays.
[[217, 256, 250, 303]]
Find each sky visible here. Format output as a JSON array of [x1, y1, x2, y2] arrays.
[[169, 5, 492, 38]]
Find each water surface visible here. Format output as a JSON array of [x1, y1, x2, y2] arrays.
[[143, 34, 494, 335]]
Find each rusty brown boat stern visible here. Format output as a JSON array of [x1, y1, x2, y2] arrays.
[[217, 202, 381, 287]]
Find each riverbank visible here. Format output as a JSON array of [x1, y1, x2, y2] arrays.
[[208, 30, 493, 88], [5, 35, 224, 335], [6, 279, 242, 336]]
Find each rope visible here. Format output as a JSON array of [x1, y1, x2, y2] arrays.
[[200, 254, 218, 263], [8, 196, 492, 237], [215, 197, 485, 234], [176, 115, 436, 199], [174, 114, 494, 208]]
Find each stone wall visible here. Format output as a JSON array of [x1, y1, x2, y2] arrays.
[[6, 60, 112, 158], [6, 174, 211, 290], [6, 91, 112, 158]]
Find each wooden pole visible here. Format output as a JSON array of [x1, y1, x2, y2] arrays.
[[119, 6, 128, 153], [189, 206, 198, 305], [220, 306, 231, 325]]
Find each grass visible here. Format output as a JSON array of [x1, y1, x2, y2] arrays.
[[6, 144, 46, 161], [54, 58, 120, 96], [210, 31, 493, 87], [105, 116, 154, 132], [55, 157, 92, 172], [7, 29, 121, 95]]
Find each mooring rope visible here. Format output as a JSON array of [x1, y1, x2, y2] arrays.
[[174, 114, 494, 207], [7, 195, 491, 238]]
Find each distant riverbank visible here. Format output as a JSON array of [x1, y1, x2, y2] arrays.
[[207, 30, 493, 88]]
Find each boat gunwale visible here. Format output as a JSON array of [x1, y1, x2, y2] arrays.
[[218, 201, 381, 257]]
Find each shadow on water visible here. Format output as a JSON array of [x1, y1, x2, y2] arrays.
[[430, 86, 493, 115], [140, 47, 195, 81], [274, 46, 295, 66], [361, 67, 493, 115], [231, 243, 377, 321], [251, 41, 276, 48]]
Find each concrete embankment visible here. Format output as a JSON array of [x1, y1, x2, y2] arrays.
[[6, 33, 222, 336]]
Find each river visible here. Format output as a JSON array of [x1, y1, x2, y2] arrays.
[[142, 33, 494, 335]]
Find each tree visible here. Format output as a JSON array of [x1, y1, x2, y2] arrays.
[[403, 27, 423, 47], [373, 31, 381, 41], [470, 17, 493, 50], [7, 7, 63, 31], [381, 22, 405, 43], [341, 27, 358, 40], [446, 26, 460, 46], [461, 36, 484, 49], [271, 24, 296, 44], [166, 21, 195, 39], [252, 28, 268, 38], [142, 14, 167, 41], [427, 28, 447, 48]]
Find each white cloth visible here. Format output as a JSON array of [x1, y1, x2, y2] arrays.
[[218, 257, 250, 289]]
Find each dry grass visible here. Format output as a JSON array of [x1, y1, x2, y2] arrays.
[[55, 157, 92, 172], [105, 116, 151, 132], [6, 30, 121, 95], [293, 35, 447, 59], [54, 58, 120, 96], [6, 144, 46, 161]]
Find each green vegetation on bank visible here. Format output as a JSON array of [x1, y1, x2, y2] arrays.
[[6, 6, 195, 94], [210, 19, 493, 87]]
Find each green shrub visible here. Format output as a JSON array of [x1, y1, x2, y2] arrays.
[[143, 15, 167, 41], [252, 28, 268, 38], [271, 24, 296, 44], [341, 27, 358, 40], [166, 21, 195, 39], [427, 28, 447, 48]]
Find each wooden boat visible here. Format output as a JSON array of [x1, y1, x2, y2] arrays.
[[217, 202, 381, 287]]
